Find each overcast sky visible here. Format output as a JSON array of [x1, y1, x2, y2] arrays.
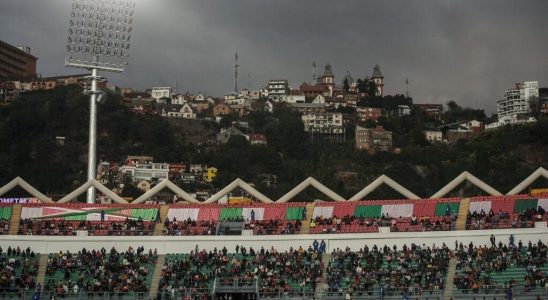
[[1, 0, 547, 113]]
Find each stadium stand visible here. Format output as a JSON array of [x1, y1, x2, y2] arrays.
[[467, 196, 548, 230], [159, 245, 323, 299], [43, 246, 156, 298], [453, 239, 548, 299], [326, 243, 450, 299], [0, 246, 38, 298], [310, 198, 459, 234]]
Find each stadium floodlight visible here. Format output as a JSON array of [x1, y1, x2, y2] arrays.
[[65, 0, 135, 204]]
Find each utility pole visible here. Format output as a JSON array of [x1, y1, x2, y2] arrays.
[[234, 52, 239, 93]]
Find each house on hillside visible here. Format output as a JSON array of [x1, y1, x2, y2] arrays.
[[161, 103, 196, 119], [355, 125, 393, 153], [217, 126, 246, 144], [248, 133, 267, 145], [203, 167, 218, 183], [213, 103, 232, 117]]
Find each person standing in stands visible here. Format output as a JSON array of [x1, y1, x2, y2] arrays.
[[509, 234, 515, 248], [155, 209, 161, 223], [250, 209, 255, 222], [100, 210, 105, 222], [490, 234, 496, 247], [313, 239, 319, 252], [32, 283, 41, 300]]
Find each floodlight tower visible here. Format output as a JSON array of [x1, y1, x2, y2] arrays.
[[66, 0, 135, 203]]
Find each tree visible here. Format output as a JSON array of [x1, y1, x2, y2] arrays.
[[343, 78, 350, 92]]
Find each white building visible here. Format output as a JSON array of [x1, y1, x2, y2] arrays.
[[423, 130, 443, 143], [301, 112, 345, 142], [496, 81, 538, 124], [151, 87, 172, 101], [119, 163, 169, 183], [267, 80, 289, 99], [280, 95, 305, 104]]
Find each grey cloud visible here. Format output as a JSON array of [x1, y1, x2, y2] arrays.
[[1, 0, 547, 113]]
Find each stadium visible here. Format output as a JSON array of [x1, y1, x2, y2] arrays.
[[0, 168, 547, 300]]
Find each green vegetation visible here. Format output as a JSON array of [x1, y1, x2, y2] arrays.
[[0, 86, 546, 201]]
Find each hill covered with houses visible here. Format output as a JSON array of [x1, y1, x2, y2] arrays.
[[0, 84, 547, 201]]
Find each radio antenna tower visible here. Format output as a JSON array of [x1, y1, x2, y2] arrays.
[[312, 61, 317, 85], [234, 52, 239, 93]]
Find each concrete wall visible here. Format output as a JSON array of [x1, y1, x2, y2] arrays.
[[1, 227, 546, 254]]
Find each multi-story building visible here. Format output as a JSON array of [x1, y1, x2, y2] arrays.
[[301, 112, 345, 142], [355, 125, 393, 153], [267, 80, 289, 99], [540, 87, 548, 115], [119, 162, 169, 183], [151, 87, 172, 101], [356, 107, 382, 122], [0, 40, 37, 80], [414, 104, 444, 121], [497, 81, 538, 124]]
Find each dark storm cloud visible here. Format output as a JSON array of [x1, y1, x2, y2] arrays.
[[1, 0, 547, 113]]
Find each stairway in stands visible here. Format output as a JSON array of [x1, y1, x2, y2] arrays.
[[443, 256, 457, 300], [153, 205, 170, 236], [316, 251, 331, 298], [299, 203, 316, 234], [455, 198, 470, 231], [8, 204, 21, 235], [36, 254, 49, 285], [148, 254, 166, 300]]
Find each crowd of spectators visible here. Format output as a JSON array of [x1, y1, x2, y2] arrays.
[[326, 243, 451, 298], [0, 246, 38, 298], [44, 246, 156, 297], [158, 245, 323, 299], [18, 218, 154, 236], [310, 214, 455, 234], [163, 218, 217, 236], [466, 207, 547, 230], [245, 220, 301, 235], [453, 238, 548, 296]]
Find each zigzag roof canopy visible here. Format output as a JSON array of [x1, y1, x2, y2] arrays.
[[276, 177, 345, 203], [506, 167, 548, 195], [430, 171, 502, 199], [0, 177, 52, 203], [204, 178, 272, 204], [132, 179, 200, 204], [349, 175, 420, 201], [57, 179, 128, 204]]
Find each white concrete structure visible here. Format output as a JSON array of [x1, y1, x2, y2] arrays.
[[119, 163, 169, 183], [151, 87, 172, 101], [267, 80, 289, 99], [1, 227, 545, 255], [279, 95, 305, 104], [497, 81, 538, 124], [423, 130, 443, 143]]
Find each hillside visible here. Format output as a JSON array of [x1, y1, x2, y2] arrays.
[[0, 85, 547, 200]]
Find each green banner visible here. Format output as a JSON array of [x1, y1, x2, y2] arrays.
[[0, 207, 12, 220], [219, 207, 243, 220], [285, 207, 304, 220], [354, 205, 382, 218], [130, 208, 158, 221], [513, 199, 538, 213], [435, 203, 459, 216]]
